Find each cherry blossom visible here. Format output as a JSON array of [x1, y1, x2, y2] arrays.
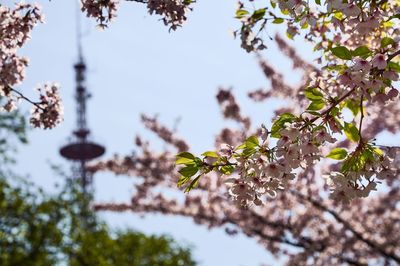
[[30, 83, 63, 129], [90, 40, 400, 264]]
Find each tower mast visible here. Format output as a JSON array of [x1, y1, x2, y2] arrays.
[[60, 8, 105, 192]]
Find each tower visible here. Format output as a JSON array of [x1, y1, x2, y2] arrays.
[[59, 52, 105, 192]]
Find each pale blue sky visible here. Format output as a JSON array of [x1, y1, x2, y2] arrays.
[[12, 0, 314, 265]]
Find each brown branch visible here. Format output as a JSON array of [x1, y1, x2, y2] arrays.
[[300, 86, 357, 131], [125, 0, 148, 3], [8, 87, 44, 111], [293, 191, 400, 264], [358, 94, 364, 143], [387, 50, 400, 62], [95, 201, 367, 265]]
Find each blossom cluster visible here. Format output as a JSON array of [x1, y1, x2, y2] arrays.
[[0, 2, 63, 129], [81, 0, 194, 30], [147, 0, 192, 30], [30, 83, 63, 129], [91, 36, 400, 264], [174, 0, 400, 205], [0, 2, 42, 90], [179, 47, 400, 204], [81, 0, 119, 29], [224, 124, 337, 206]]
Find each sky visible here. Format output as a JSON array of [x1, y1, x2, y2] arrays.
[[11, 0, 314, 265]]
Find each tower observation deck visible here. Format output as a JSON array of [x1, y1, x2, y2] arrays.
[[59, 54, 105, 192]]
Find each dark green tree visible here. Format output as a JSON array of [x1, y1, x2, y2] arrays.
[[0, 177, 196, 266]]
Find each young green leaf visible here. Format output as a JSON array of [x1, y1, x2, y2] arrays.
[[184, 175, 201, 193], [326, 148, 348, 160], [220, 165, 235, 175], [271, 113, 297, 138], [177, 175, 191, 188], [344, 122, 360, 142], [178, 165, 199, 177], [344, 99, 360, 116], [245, 136, 259, 149], [304, 87, 324, 101], [201, 151, 219, 158], [351, 46, 372, 58], [307, 100, 325, 111], [235, 143, 246, 150], [251, 8, 266, 21], [388, 62, 400, 73], [236, 9, 249, 19], [331, 46, 353, 60], [242, 147, 257, 157], [176, 152, 196, 165], [381, 37, 395, 48], [373, 147, 384, 156], [272, 18, 284, 24]]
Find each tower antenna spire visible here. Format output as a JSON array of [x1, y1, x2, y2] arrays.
[[76, 0, 83, 61], [60, 2, 105, 192]]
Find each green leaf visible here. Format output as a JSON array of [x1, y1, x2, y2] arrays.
[[235, 143, 246, 150], [301, 21, 309, 29], [281, 9, 290, 15], [220, 165, 235, 175], [342, 148, 373, 172], [272, 18, 284, 24], [307, 100, 325, 111], [286, 30, 294, 40], [330, 106, 340, 116], [201, 151, 219, 158], [176, 152, 196, 165], [351, 46, 372, 58], [388, 62, 400, 73], [388, 14, 400, 21], [177, 175, 190, 187], [331, 46, 353, 60], [382, 21, 394, 28], [235, 9, 249, 19], [343, 122, 360, 142], [324, 64, 347, 72], [333, 12, 343, 20], [184, 175, 201, 193], [326, 148, 348, 160], [381, 37, 395, 48], [245, 136, 259, 149], [251, 8, 266, 21], [271, 113, 297, 138], [243, 147, 257, 157], [305, 110, 321, 116], [373, 147, 384, 156], [344, 99, 359, 116], [178, 165, 199, 177], [304, 87, 324, 101], [315, 0, 321, 5]]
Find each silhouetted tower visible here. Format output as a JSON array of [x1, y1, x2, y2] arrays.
[[59, 51, 105, 192]]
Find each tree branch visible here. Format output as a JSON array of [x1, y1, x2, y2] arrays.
[[8, 87, 45, 111], [300, 86, 357, 131], [293, 191, 400, 264], [387, 50, 400, 62]]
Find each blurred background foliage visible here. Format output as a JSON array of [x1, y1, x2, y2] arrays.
[[0, 108, 196, 266]]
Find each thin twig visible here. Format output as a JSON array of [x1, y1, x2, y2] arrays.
[[9, 87, 45, 111], [293, 190, 400, 264], [387, 50, 400, 62], [358, 94, 364, 143], [300, 86, 357, 131]]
